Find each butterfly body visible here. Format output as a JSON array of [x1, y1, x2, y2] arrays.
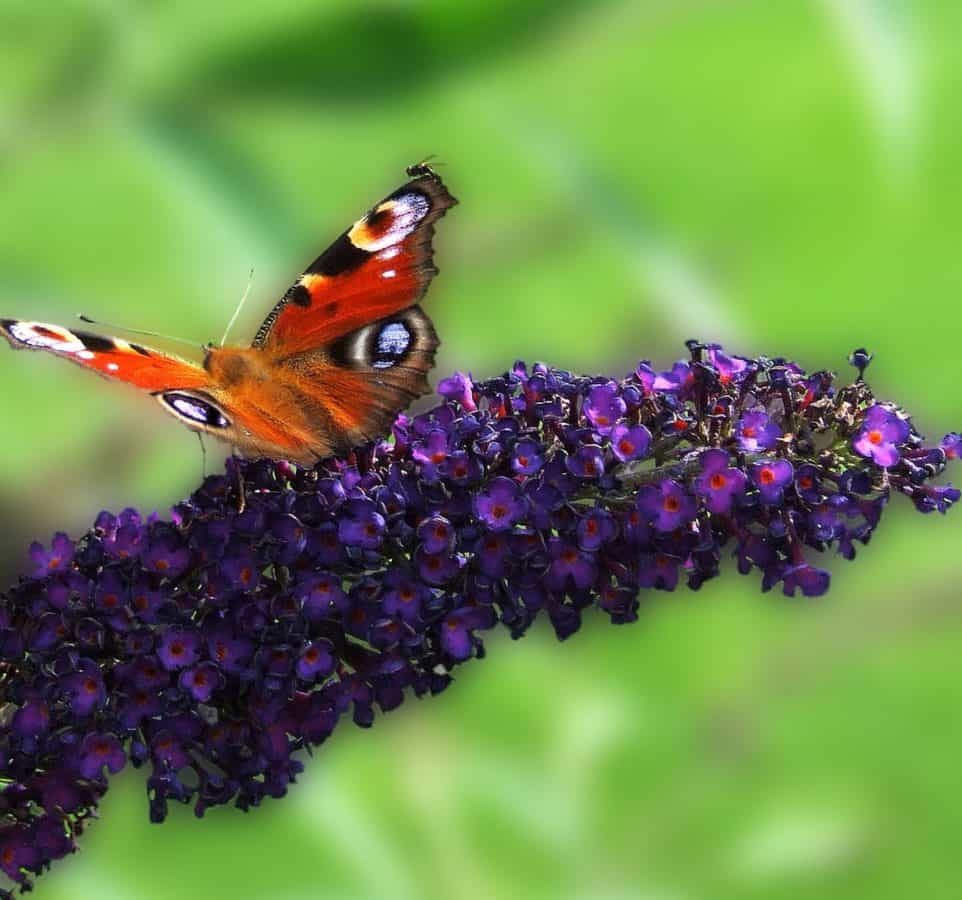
[[2, 172, 455, 466]]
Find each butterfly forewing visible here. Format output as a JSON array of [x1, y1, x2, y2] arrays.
[[252, 173, 456, 355]]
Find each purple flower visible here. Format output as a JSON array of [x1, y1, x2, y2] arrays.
[[694, 449, 748, 514], [781, 563, 831, 598], [853, 405, 910, 467], [412, 428, 450, 474], [576, 508, 617, 551], [0, 831, 40, 884], [94, 570, 128, 613], [736, 411, 781, 452], [206, 628, 253, 674], [142, 532, 191, 578], [381, 568, 427, 622], [475, 477, 525, 531], [158, 629, 199, 670], [13, 700, 50, 737], [299, 574, 348, 621], [417, 515, 456, 554], [637, 553, 680, 590], [584, 382, 626, 434], [78, 733, 126, 779], [511, 438, 545, 475], [566, 444, 606, 479], [441, 606, 496, 660], [296, 640, 335, 681], [416, 548, 460, 585], [707, 344, 750, 384], [750, 459, 794, 504], [338, 500, 386, 549], [546, 539, 597, 590], [940, 433, 961, 461], [912, 484, 961, 514], [609, 424, 652, 462], [29, 532, 74, 577], [437, 371, 477, 412], [62, 663, 106, 716], [179, 662, 224, 702], [637, 480, 697, 532], [653, 361, 692, 393], [794, 464, 823, 503]]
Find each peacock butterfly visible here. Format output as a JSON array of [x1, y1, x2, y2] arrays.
[[1, 170, 457, 465]]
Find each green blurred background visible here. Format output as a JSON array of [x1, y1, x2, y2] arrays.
[[2, 1, 961, 898]]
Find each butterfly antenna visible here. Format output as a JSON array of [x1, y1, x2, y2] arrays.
[[221, 268, 255, 347], [77, 314, 200, 350]]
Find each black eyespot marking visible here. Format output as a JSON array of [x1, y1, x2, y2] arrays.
[[286, 283, 313, 307], [74, 332, 117, 353], [160, 392, 231, 429], [310, 233, 370, 277], [372, 322, 412, 370], [365, 206, 391, 230]]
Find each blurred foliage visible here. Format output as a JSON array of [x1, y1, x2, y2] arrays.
[[1, 0, 960, 898]]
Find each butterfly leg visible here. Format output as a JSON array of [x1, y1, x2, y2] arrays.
[[230, 447, 247, 514], [196, 432, 208, 479]]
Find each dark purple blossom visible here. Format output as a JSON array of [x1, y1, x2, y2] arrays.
[[158, 629, 199, 671], [437, 371, 477, 412], [78, 733, 126, 779], [28, 532, 74, 577], [637, 480, 697, 532], [0, 342, 957, 897], [584, 381, 626, 434], [475, 477, 525, 531], [337, 500, 386, 549], [511, 438, 544, 475], [179, 663, 224, 703], [695, 449, 748, 514], [940, 433, 960, 461], [296, 640, 335, 681], [566, 444, 606, 479], [609, 424, 652, 462]]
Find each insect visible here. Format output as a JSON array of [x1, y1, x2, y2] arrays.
[[1, 170, 457, 466]]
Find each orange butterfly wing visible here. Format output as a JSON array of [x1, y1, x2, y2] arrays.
[[252, 172, 457, 355], [0, 321, 208, 391]]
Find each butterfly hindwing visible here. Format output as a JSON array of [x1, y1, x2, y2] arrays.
[[252, 172, 456, 355]]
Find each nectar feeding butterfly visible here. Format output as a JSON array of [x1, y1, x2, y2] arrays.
[[2, 170, 457, 465]]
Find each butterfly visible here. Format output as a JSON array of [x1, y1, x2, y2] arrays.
[[1, 170, 457, 466]]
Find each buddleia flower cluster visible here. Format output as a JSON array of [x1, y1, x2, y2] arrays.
[[0, 341, 958, 896]]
